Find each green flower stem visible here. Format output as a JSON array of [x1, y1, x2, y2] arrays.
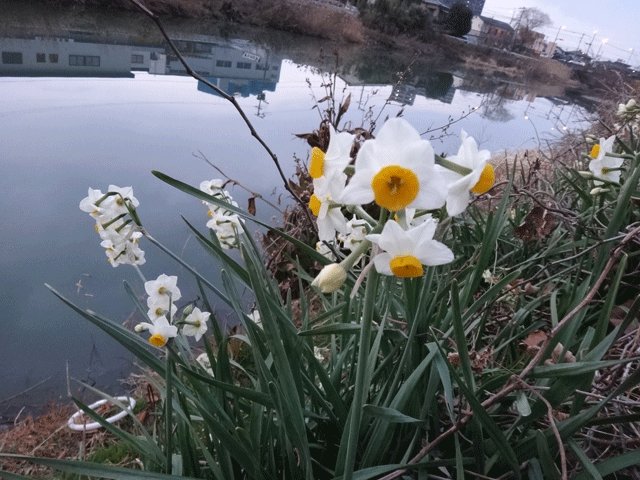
[[143, 231, 232, 308], [603, 152, 634, 159], [348, 205, 378, 226], [435, 154, 472, 177], [132, 264, 147, 285], [101, 212, 128, 230], [340, 238, 372, 272], [165, 351, 174, 474], [342, 267, 378, 480]]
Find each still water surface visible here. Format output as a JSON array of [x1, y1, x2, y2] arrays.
[[0, 11, 591, 423]]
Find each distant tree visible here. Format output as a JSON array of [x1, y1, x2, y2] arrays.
[[515, 7, 551, 32], [445, 2, 473, 38], [512, 7, 551, 54]]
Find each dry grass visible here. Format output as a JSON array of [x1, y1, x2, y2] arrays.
[[258, 0, 366, 43], [0, 375, 157, 478], [0, 402, 85, 478]]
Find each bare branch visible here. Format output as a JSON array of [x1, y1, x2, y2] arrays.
[[128, 0, 317, 234]]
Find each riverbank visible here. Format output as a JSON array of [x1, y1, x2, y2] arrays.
[[5, 0, 582, 93]]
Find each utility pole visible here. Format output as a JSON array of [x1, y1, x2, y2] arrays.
[[576, 33, 585, 52], [585, 30, 597, 57]]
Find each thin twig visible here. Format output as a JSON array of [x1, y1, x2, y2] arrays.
[[128, 0, 316, 234], [193, 150, 283, 213], [0, 376, 52, 404]]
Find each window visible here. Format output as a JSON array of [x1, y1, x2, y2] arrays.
[[69, 55, 100, 67], [194, 43, 211, 53], [2, 52, 22, 64], [256, 64, 267, 70], [36, 53, 46, 63], [131, 54, 144, 64], [49, 53, 58, 63], [216, 60, 232, 67], [236, 62, 251, 69], [272, 65, 279, 71]]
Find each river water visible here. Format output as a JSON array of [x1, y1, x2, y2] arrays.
[[0, 6, 592, 424]]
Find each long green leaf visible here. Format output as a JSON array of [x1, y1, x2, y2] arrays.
[[298, 324, 362, 336], [0, 455, 198, 479], [46, 284, 166, 377], [152, 170, 329, 265], [572, 449, 640, 480], [362, 405, 425, 424], [567, 438, 603, 480], [445, 355, 521, 479]]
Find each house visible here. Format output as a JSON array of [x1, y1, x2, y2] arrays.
[[423, 0, 485, 22], [0, 37, 135, 77], [514, 27, 546, 55], [468, 16, 513, 47], [422, 0, 451, 23]]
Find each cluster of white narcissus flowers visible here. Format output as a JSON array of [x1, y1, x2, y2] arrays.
[[200, 179, 245, 249], [308, 118, 496, 293], [135, 274, 210, 347], [617, 99, 639, 121], [79, 185, 145, 267]]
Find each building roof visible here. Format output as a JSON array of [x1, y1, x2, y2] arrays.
[[478, 16, 513, 32], [423, 0, 449, 7]]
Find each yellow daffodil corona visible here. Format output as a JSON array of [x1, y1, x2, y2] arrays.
[[470, 164, 495, 194], [389, 255, 424, 278], [309, 194, 322, 216], [310, 147, 325, 179], [371, 165, 420, 211]]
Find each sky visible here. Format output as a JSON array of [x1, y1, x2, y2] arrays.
[[481, 0, 639, 65]]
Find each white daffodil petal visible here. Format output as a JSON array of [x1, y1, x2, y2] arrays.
[[372, 252, 394, 276]]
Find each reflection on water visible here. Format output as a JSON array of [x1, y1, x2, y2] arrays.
[[0, 8, 591, 424]]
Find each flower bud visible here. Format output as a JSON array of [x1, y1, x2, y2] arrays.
[[590, 187, 610, 195], [627, 99, 637, 109], [134, 323, 147, 333], [311, 263, 347, 293]]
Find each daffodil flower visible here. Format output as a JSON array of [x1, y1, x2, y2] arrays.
[[80, 188, 113, 219], [145, 274, 182, 305], [437, 130, 493, 216], [206, 211, 243, 249], [366, 219, 453, 278], [196, 353, 214, 376], [138, 317, 178, 347], [340, 118, 447, 212], [100, 233, 146, 267], [338, 218, 370, 251], [309, 124, 354, 180], [588, 135, 622, 184], [146, 297, 177, 322], [309, 171, 348, 241], [182, 307, 210, 342], [200, 179, 225, 197]]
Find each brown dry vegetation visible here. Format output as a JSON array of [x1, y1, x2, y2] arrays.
[[0, 376, 157, 478], [262, 1, 365, 43]]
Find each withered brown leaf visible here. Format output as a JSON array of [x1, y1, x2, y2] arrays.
[[514, 206, 557, 241]]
